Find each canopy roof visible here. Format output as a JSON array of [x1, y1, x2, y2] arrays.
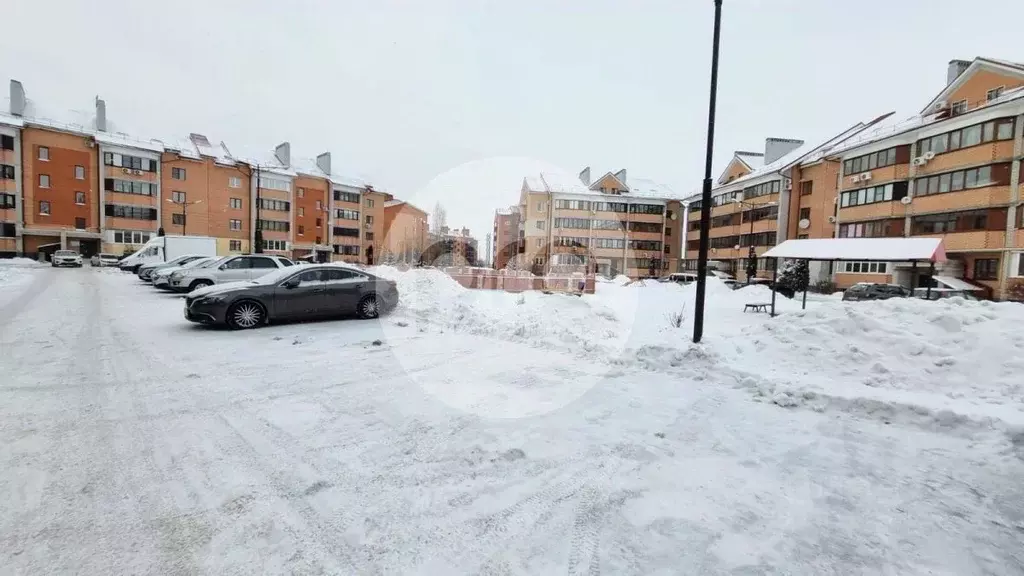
[[763, 238, 946, 262]]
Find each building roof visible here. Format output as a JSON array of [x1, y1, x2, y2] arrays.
[[922, 56, 1024, 113], [734, 151, 764, 170], [524, 170, 684, 201], [763, 238, 946, 262]]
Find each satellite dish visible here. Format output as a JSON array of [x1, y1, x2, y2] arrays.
[[828, 216, 837, 224], [900, 196, 912, 205], [798, 218, 811, 230]]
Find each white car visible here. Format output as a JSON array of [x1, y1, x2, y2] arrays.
[[168, 254, 295, 293], [52, 250, 83, 268], [152, 257, 217, 289], [90, 253, 121, 267]]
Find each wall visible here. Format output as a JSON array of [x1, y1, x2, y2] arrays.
[[946, 69, 1024, 111], [293, 174, 329, 249], [21, 127, 98, 232], [382, 202, 428, 262], [363, 190, 388, 264]]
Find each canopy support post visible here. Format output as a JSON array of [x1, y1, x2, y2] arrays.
[[801, 258, 808, 310], [770, 257, 778, 317], [926, 260, 935, 300], [911, 260, 918, 294]]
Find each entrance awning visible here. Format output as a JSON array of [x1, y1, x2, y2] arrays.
[[762, 237, 946, 263]]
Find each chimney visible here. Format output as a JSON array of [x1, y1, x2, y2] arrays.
[[579, 166, 591, 186], [316, 152, 331, 175], [274, 142, 291, 166], [9, 80, 25, 117], [614, 168, 627, 186], [947, 59, 971, 85], [94, 96, 107, 132], [764, 137, 804, 164]]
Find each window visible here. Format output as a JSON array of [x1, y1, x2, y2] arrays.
[[298, 225, 305, 235], [38, 146, 49, 161], [742, 205, 778, 223], [0, 164, 13, 179], [333, 244, 360, 256], [536, 202, 545, 212], [75, 191, 85, 205], [796, 234, 808, 239], [297, 188, 305, 198], [315, 217, 322, 227], [799, 208, 811, 220], [917, 118, 1014, 155], [365, 215, 374, 225], [261, 177, 290, 192], [334, 190, 358, 203], [258, 198, 290, 211], [741, 181, 781, 200], [1018, 254, 1024, 277], [841, 261, 888, 274], [39, 174, 50, 188], [223, 257, 250, 269], [171, 191, 186, 203], [366, 198, 374, 208], [533, 257, 545, 266], [74, 217, 86, 230], [0, 193, 15, 208], [838, 219, 902, 238], [800, 180, 813, 196], [335, 209, 359, 220], [229, 176, 242, 188], [260, 240, 288, 252], [39, 200, 50, 215], [104, 153, 156, 172], [230, 197, 242, 209], [112, 230, 152, 244], [229, 219, 241, 231], [365, 232, 374, 241], [0, 135, 13, 150], [104, 178, 157, 196], [298, 207, 305, 217], [629, 221, 662, 233], [664, 245, 671, 254], [0, 222, 15, 237], [316, 200, 322, 210], [629, 203, 664, 214], [840, 182, 908, 207], [535, 220, 545, 230], [333, 227, 359, 237], [324, 268, 360, 282], [74, 165, 85, 180], [535, 238, 542, 248], [844, 148, 901, 175], [914, 164, 1003, 197], [950, 99, 968, 116], [171, 167, 186, 180], [256, 219, 289, 232], [554, 217, 592, 229], [911, 209, 1001, 234], [973, 258, 998, 280], [172, 214, 186, 225], [629, 240, 662, 251], [665, 227, 671, 236], [987, 86, 1005, 102], [229, 240, 242, 251]]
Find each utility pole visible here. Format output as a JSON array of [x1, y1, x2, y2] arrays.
[[253, 164, 264, 253], [693, 0, 724, 343], [166, 198, 202, 237]]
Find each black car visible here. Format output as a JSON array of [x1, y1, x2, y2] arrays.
[[184, 264, 399, 329], [841, 283, 910, 302]]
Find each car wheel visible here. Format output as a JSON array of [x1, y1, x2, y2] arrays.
[[357, 294, 382, 319], [189, 279, 213, 291], [227, 301, 265, 330]]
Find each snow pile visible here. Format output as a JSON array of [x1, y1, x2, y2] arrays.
[[0, 257, 45, 267]]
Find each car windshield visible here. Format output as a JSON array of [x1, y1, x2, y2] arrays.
[[251, 265, 300, 285], [55, 250, 76, 256], [181, 257, 214, 269]]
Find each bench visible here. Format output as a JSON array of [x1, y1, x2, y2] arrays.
[[743, 302, 770, 313]]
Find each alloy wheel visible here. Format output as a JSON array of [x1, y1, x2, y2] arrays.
[[359, 296, 380, 319], [231, 302, 263, 329]]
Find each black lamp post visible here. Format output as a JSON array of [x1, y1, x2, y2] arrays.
[[733, 198, 776, 284], [693, 0, 724, 344]]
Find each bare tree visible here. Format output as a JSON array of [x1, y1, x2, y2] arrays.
[[431, 202, 447, 234]]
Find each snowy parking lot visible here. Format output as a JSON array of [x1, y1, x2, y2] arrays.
[[1, 263, 1023, 574]]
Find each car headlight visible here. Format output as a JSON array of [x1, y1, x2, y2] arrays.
[[197, 294, 228, 304], [170, 272, 184, 280]]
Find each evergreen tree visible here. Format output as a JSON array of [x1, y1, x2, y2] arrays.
[[776, 258, 809, 298]]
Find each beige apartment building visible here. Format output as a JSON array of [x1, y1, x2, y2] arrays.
[[0, 79, 419, 265], [518, 168, 684, 278]]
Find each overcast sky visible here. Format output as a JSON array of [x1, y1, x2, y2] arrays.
[[3, 0, 1024, 250]]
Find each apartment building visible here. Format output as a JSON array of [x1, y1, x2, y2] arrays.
[[0, 79, 419, 265], [492, 206, 521, 269], [381, 199, 428, 263], [519, 168, 683, 278], [424, 226, 478, 266]]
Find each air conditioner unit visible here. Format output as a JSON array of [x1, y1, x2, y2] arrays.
[[784, 180, 792, 190], [849, 176, 860, 184], [900, 196, 912, 205], [122, 168, 130, 174], [828, 216, 837, 224], [923, 151, 936, 160], [860, 173, 872, 182], [934, 100, 948, 111], [912, 157, 927, 166], [133, 169, 143, 175], [85, 139, 95, 148]]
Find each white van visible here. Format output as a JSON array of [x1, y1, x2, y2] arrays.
[[118, 235, 218, 273], [667, 272, 699, 284]]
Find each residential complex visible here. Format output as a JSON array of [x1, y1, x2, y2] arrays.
[[492, 206, 521, 269], [0, 80, 428, 264], [685, 57, 1024, 300], [424, 226, 479, 267], [510, 168, 685, 278]]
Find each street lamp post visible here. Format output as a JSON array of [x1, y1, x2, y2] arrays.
[[693, 0, 724, 344], [733, 197, 776, 284], [166, 198, 202, 237]]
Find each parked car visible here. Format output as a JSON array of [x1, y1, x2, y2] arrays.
[[138, 254, 210, 281], [118, 235, 218, 273], [666, 272, 699, 284], [51, 250, 83, 268], [168, 254, 295, 293], [912, 287, 982, 301], [90, 253, 121, 267], [842, 283, 911, 302], [184, 264, 398, 329], [151, 257, 217, 289]]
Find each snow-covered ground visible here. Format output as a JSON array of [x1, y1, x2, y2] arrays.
[[1, 266, 1022, 574]]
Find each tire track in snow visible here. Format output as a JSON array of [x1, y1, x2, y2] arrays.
[[0, 266, 53, 326], [566, 485, 603, 576]]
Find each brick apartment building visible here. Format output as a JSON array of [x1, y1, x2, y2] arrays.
[[686, 57, 1024, 300], [0, 79, 426, 265], [515, 168, 684, 278], [492, 206, 521, 269]]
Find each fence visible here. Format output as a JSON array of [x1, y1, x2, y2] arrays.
[[442, 267, 595, 294]]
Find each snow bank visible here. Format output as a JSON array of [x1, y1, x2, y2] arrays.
[[369, 266, 1024, 430], [0, 257, 45, 268], [0, 259, 45, 310]]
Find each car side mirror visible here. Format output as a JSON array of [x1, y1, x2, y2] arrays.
[[219, 264, 228, 270], [282, 278, 300, 289]]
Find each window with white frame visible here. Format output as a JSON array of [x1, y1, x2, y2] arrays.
[[229, 240, 242, 251], [535, 220, 545, 230], [537, 202, 546, 212], [38, 146, 49, 161], [840, 261, 888, 274], [74, 165, 85, 180], [171, 191, 186, 203], [261, 177, 291, 192], [1015, 252, 1024, 277], [534, 238, 542, 248], [112, 230, 152, 244], [986, 86, 1005, 102], [229, 219, 241, 231], [950, 99, 968, 115], [39, 200, 50, 215], [229, 176, 242, 188], [39, 174, 50, 188], [75, 191, 85, 205], [262, 239, 288, 251], [229, 197, 242, 209]]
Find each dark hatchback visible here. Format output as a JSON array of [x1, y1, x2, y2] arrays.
[[841, 283, 911, 302], [184, 264, 399, 329]]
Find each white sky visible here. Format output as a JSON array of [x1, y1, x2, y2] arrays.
[[3, 0, 1024, 250]]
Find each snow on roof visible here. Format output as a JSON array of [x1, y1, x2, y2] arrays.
[[291, 155, 329, 178], [763, 238, 946, 262], [0, 111, 23, 128], [734, 151, 764, 169], [524, 171, 683, 201], [932, 275, 982, 292], [93, 131, 166, 153]]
